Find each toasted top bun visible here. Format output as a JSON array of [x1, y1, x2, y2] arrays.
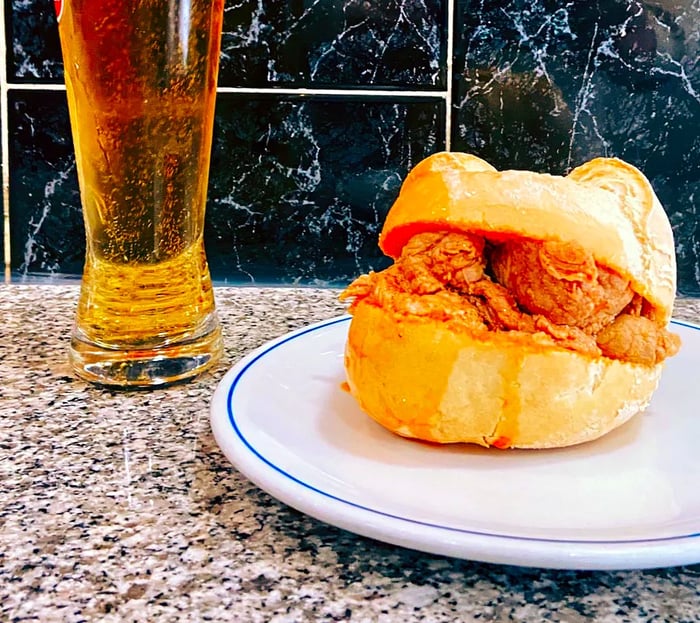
[[379, 152, 676, 323]]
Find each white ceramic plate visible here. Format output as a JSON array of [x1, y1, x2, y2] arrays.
[[210, 316, 700, 570]]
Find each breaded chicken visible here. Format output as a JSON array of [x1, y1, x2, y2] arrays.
[[491, 239, 634, 332], [342, 232, 680, 366]]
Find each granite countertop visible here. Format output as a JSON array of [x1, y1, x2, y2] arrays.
[[1, 284, 699, 622]]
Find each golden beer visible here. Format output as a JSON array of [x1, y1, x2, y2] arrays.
[[58, 0, 225, 386]]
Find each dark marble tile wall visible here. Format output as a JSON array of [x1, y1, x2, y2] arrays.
[[4, 0, 700, 293], [452, 0, 700, 295]]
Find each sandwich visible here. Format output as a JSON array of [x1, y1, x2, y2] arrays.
[[340, 152, 680, 449]]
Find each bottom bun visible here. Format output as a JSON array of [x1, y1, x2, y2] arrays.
[[344, 301, 663, 449]]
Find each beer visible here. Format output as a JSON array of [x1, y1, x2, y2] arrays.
[[58, 0, 225, 386]]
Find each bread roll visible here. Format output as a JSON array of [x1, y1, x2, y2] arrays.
[[342, 152, 679, 449]]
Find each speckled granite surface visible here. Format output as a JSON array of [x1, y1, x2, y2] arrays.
[[1, 285, 699, 622]]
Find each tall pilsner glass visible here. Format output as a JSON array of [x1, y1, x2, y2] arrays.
[[56, 0, 225, 387]]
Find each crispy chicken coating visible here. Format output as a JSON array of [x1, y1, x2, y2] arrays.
[[399, 232, 487, 292], [596, 314, 681, 365], [341, 232, 679, 365], [491, 239, 634, 332], [340, 234, 489, 329]]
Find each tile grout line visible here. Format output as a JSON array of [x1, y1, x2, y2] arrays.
[[0, 1, 9, 282], [7, 82, 448, 99], [216, 86, 448, 98], [6, 82, 67, 90], [445, 0, 455, 151]]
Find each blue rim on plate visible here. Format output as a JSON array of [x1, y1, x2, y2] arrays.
[[210, 316, 700, 570]]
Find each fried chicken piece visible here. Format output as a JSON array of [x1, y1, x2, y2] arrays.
[[399, 232, 487, 291], [491, 239, 634, 332], [465, 278, 534, 332], [341, 232, 677, 365], [339, 256, 488, 331], [533, 315, 601, 358], [464, 277, 601, 355], [339, 272, 375, 304], [596, 314, 681, 365]]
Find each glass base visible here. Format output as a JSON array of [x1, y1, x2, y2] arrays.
[[69, 316, 223, 388]]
